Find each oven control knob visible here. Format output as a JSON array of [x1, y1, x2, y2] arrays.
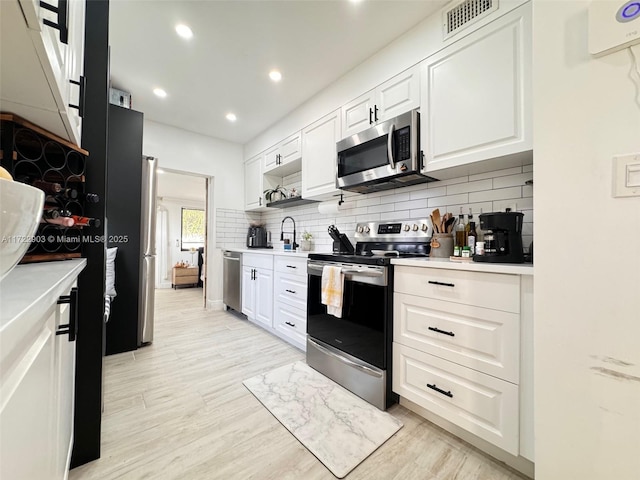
[[412, 224, 419, 231], [421, 223, 428, 231], [363, 226, 370, 233], [357, 225, 364, 233], [403, 224, 410, 232]]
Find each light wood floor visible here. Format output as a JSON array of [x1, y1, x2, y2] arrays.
[[70, 288, 527, 480]]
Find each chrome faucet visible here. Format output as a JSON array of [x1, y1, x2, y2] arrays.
[[280, 216, 298, 250]]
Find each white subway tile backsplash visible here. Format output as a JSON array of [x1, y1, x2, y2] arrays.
[[410, 186, 447, 199], [427, 193, 469, 207], [469, 166, 522, 181], [492, 172, 533, 189], [446, 179, 493, 195], [219, 165, 535, 249], [469, 187, 521, 203]]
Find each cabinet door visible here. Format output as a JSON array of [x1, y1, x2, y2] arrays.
[[63, 0, 85, 145], [341, 90, 375, 138], [241, 266, 256, 319], [422, 3, 532, 173], [263, 144, 279, 172], [279, 131, 302, 165], [244, 154, 263, 211], [376, 66, 420, 122], [302, 109, 341, 199], [254, 267, 273, 328], [52, 289, 76, 478], [0, 308, 56, 480]]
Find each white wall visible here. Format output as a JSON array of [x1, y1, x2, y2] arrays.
[[533, 1, 640, 478], [142, 120, 244, 307]]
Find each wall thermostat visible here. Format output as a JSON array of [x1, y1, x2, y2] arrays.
[[589, 0, 640, 56]]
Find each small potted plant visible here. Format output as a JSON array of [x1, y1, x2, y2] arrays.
[[300, 231, 313, 251], [263, 185, 286, 203]]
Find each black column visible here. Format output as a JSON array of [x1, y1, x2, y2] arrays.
[[71, 0, 109, 468]]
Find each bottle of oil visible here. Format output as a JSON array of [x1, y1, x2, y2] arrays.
[[454, 211, 466, 256], [468, 221, 477, 255]]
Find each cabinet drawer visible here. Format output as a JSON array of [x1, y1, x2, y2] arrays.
[[274, 302, 307, 350], [394, 266, 520, 313], [244, 253, 273, 271], [394, 293, 519, 383], [274, 255, 307, 275], [173, 267, 198, 278], [393, 343, 519, 455], [275, 272, 307, 310]]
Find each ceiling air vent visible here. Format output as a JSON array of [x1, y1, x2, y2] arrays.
[[443, 0, 498, 40]]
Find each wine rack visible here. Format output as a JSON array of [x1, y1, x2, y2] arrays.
[[0, 113, 95, 263]]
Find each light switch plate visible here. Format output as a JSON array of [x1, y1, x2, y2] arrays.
[[613, 153, 640, 197]]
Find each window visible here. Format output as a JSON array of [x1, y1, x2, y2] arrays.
[[181, 208, 205, 251]]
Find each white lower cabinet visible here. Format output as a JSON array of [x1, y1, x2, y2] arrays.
[[242, 254, 273, 328], [0, 261, 84, 480], [393, 343, 519, 455], [272, 255, 308, 351], [393, 265, 533, 465]]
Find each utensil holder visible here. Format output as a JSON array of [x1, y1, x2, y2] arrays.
[[430, 233, 453, 258]]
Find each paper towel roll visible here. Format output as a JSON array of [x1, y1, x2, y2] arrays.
[[317, 201, 342, 215]]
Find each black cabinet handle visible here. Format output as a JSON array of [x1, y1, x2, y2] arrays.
[[428, 280, 455, 288], [258, 197, 262, 206], [56, 287, 78, 341], [40, 0, 68, 44], [285, 321, 295, 327], [428, 326, 455, 337], [286, 265, 297, 269], [374, 105, 379, 122], [369, 107, 373, 124], [69, 75, 86, 118], [427, 383, 453, 398], [285, 289, 296, 294]]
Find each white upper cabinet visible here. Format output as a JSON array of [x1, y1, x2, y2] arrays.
[[263, 131, 302, 176], [244, 154, 264, 211], [0, 0, 86, 146], [341, 65, 420, 139], [421, 3, 532, 173], [302, 109, 341, 200]]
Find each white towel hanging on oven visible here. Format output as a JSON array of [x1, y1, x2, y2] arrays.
[[321, 265, 344, 318]]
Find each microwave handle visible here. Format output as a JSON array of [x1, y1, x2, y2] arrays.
[[387, 123, 396, 169]]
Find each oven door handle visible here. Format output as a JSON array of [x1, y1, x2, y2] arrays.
[[340, 269, 384, 277], [308, 339, 383, 378]]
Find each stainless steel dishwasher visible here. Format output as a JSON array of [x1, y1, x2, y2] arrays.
[[222, 251, 242, 312]]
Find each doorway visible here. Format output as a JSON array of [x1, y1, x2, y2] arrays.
[[155, 169, 210, 306]]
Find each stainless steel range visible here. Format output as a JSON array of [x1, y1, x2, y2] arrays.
[[306, 219, 432, 410]]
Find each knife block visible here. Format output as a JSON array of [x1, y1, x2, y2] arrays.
[[332, 234, 354, 254]]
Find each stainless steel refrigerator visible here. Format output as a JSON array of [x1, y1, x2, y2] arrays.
[[139, 155, 157, 345]]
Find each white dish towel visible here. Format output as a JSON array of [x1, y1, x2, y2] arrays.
[[321, 265, 344, 318]]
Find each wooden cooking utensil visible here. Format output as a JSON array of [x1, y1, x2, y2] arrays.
[[432, 209, 441, 234]]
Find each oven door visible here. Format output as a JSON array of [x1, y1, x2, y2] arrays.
[[336, 109, 419, 190], [306, 261, 390, 369]]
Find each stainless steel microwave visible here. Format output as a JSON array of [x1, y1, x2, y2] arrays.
[[336, 109, 437, 193]]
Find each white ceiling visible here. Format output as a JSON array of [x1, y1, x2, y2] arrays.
[[157, 170, 207, 203], [108, 0, 444, 145]]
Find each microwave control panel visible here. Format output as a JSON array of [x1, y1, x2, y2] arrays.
[[396, 126, 411, 161]]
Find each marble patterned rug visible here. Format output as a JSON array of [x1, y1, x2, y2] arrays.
[[242, 361, 403, 478]]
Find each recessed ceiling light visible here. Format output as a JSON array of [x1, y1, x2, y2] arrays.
[[226, 113, 237, 122], [153, 88, 167, 98], [175, 24, 193, 39], [269, 70, 282, 82]]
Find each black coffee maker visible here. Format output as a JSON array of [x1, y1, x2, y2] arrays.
[[474, 211, 524, 263]]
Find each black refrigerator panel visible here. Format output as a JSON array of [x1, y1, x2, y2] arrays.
[[105, 105, 144, 355]]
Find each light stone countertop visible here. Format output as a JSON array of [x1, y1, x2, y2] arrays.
[[223, 247, 320, 258], [0, 258, 87, 331], [391, 257, 533, 275]]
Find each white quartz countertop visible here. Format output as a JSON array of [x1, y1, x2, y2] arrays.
[[0, 259, 87, 329], [223, 247, 316, 258], [391, 257, 534, 275]]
